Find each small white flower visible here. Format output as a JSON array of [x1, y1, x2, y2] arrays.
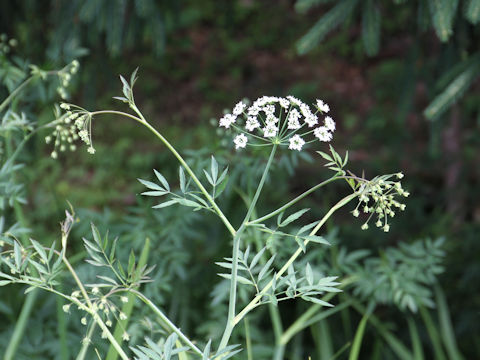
[[313, 126, 333, 142], [304, 114, 318, 127], [233, 101, 246, 116], [383, 224, 390, 232], [352, 209, 360, 217], [120, 296, 129, 303], [233, 133, 248, 149], [263, 124, 278, 138], [122, 332, 130, 341], [316, 99, 330, 113], [287, 109, 301, 129], [92, 287, 99, 294], [247, 105, 260, 116], [51, 151, 58, 159], [279, 98, 290, 108], [324, 116, 336, 131], [106, 320, 112, 327], [262, 104, 275, 115], [87, 147, 96, 154], [361, 223, 369, 230], [62, 304, 71, 313], [287, 95, 302, 107], [245, 116, 260, 131], [119, 312, 127, 320], [81, 317, 87, 325], [219, 113, 236, 128], [266, 113, 278, 124], [288, 134, 305, 151]]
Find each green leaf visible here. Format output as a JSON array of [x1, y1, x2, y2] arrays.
[[296, 0, 359, 55], [279, 208, 310, 227], [250, 247, 266, 270], [301, 295, 334, 307], [295, 236, 307, 253], [0, 280, 11, 286], [214, 174, 229, 198], [138, 178, 164, 191], [218, 273, 254, 286], [210, 156, 218, 183], [295, 0, 337, 14], [203, 169, 214, 186], [427, 0, 458, 42], [306, 263, 314, 285], [464, 0, 480, 24], [141, 190, 168, 196], [179, 167, 186, 193], [304, 235, 330, 246], [128, 250, 136, 275], [176, 198, 203, 209], [14, 241, 22, 269], [153, 169, 170, 191], [349, 312, 370, 360], [152, 199, 178, 209], [202, 339, 211, 360], [362, 0, 381, 56], [258, 255, 275, 282], [30, 239, 47, 263], [317, 151, 333, 162], [424, 59, 480, 120], [297, 220, 320, 236]]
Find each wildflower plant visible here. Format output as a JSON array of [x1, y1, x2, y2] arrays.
[[1, 67, 415, 359]]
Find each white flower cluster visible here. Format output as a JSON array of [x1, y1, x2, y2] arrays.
[[218, 96, 335, 151], [352, 173, 408, 232], [46, 103, 95, 159]]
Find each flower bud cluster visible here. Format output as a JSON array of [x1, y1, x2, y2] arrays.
[[0, 34, 17, 56], [46, 103, 95, 158], [56, 60, 80, 99], [63, 288, 130, 341], [352, 173, 408, 232], [218, 96, 336, 151]]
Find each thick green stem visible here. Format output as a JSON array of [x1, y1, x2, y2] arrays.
[[234, 192, 358, 325], [218, 145, 278, 351]]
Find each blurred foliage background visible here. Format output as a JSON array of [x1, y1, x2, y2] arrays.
[[1, 0, 479, 359]]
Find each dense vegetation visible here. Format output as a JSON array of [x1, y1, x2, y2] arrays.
[[1, 1, 479, 359]]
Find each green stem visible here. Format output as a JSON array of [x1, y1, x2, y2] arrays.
[[218, 144, 278, 351], [106, 238, 151, 360], [234, 192, 358, 325], [130, 289, 203, 356], [3, 290, 38, 360], [76, 322, 97, 360], [248, 175, 339, 225], [62, 251, 129, 360], [270, 304, 285, 360], [244, 318, 253, 360], [0, 77, 36, 113], [89, 110, 236, 237]]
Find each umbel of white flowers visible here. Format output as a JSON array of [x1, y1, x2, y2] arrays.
[[218, 96, 335, 151]]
